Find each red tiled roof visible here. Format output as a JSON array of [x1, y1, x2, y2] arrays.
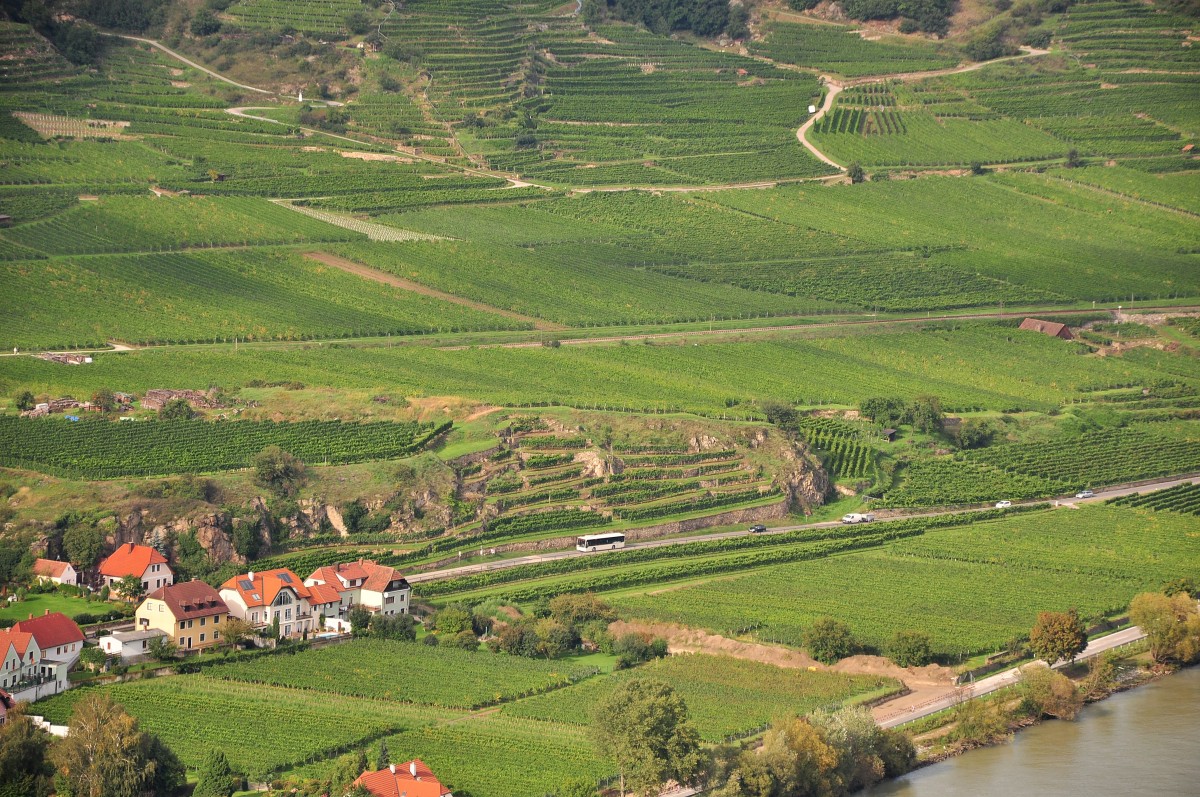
[[33, 559, 71, 579], [221, 568, 311, 608], [145, 580, 229, 620], [361, 561, 406, 593], [353, 760, 452, 797], [305, 581, 342, 606], [99, 543, 169, 579], [12, 612, 84, 649], [1018, 318, 1072, 338], [308, 560, 407, 594], [0, 629, 36, 659]]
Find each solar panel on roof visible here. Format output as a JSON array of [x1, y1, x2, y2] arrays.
[[238, 579, 253, 590], [278, 573, 293, 583]]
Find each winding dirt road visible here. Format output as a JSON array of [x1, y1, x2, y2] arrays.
[[796, 47, 1051, 173]]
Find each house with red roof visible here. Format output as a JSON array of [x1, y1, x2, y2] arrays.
[[220, 568, 316, 638], [305, 560, 410, 627], [0, 628, 42, 699], [352, 760, 453, 797], [136, 580, 230, 652], [1018, 318, 1074, 341], [99, 543, 174, 596], [11, 611, 85, 695], [32, 558, 78, 587]]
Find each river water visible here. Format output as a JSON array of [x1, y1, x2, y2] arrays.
[[871, 666, 1200, 796]]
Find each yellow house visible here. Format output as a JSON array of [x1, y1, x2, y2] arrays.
[[135, 579, 230, 652]]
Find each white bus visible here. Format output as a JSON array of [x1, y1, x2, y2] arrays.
[[576, 532, 626, 552]]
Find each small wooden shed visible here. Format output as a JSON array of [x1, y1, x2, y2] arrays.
[[1018, 318, 1074, 340]]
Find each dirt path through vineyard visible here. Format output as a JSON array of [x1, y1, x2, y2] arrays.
[[304, 251, 566, 331]]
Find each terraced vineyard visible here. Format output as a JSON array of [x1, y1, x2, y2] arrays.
[[750, 21, 959, 77], [0, 416, 449, 479], [504, 654, 900, 742], [224, 0, 372, 35]]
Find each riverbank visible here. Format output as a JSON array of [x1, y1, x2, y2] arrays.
[[872, 663, 1200, 795], [902, 647, 1190, 770]]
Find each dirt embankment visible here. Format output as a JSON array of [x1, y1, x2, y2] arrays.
[[612, 620, 957, 721]]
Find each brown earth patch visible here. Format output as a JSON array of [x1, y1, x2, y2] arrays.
[[303, 251, 566, 331]]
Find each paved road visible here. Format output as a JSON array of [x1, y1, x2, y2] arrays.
[[406, 474, 1200, 584], [878, 625, 1148, 729]]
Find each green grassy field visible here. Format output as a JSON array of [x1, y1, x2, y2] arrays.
[[0, 591, 93, 622]]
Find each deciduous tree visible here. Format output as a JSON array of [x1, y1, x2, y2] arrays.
[[0, 703, 52, 797], [51, 693, 182, 797], [591, 679, 706, 797], [1130, 591, 1200, 664], [886, 630, 934, 667], [253, 446, 306, 497], [803, 617, 856, 664], [1028, 609, 1087, 665], [1018, 663, 1083, 720]]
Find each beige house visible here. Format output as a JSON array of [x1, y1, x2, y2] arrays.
[[136, 580, 229, 652]]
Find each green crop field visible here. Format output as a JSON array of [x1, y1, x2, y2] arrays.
[[0, 416, 448, 478], [504, 653, 900, 742], [611, 505, 1200, 656], [750, 21, 959, 77], [202, 639, 600, 709], [35, 676, 451, 780], [1110, 482, 1200, 516], [5, 323, 1198, 419], [1, 247, 529, 350]]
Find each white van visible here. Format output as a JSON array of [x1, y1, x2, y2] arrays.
[[841, 513, 875, 524]]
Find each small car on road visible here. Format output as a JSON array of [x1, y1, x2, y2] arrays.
[[1075, 490, 1095, 499], [748, 524, 767, 534], [995, 500, 1013, 509]]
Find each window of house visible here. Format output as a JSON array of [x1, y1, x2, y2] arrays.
[[200, 617, 206, 626], [179, 621, 185, 630], [214, 615, 220, 624], [214, 631, 220, 640], [385, 596, 394, 604], [199, 633, 205, 643]]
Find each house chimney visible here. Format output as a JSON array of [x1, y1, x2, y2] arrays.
[[248, 571, 255, 581], [127, 542, 134, 552], [45, 609, 49, 616], [390, 764, 396, 775], [410, 761, 417, 778]]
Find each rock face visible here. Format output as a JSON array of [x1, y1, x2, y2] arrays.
[[774, 438, 831, 513], [110, 508, 242, 566], [574, 450, 613, 479]]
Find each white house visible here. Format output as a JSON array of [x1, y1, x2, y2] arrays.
[[305, 559, 411, 621], [220, 568, 317, 638], [32, 558, 78, 587], [0, 628, 41, 700], [11, 611, 85, 698], [99, 628, 168, 662], [98, 543, 173, 595]]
